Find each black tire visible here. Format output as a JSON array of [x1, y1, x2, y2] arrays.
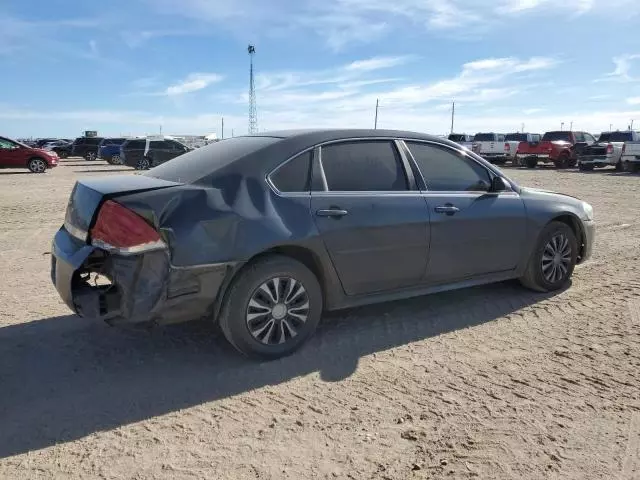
[[623, 161, 639, 173], [579, 163, 594, 171], [519, 221, 578, 293], [525, 157, 538, 169], [27, 157, 47, 173], [554, 153, 570, 169], [136, 157, 151, 170], [59, 151, 69, 159], [85, 151, 97, 161], [107, 154, 122, 166], [615, 160, 623, 171], [219, 255, 323, 359]]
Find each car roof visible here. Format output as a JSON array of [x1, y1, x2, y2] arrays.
[[238, 128, 444, 143]]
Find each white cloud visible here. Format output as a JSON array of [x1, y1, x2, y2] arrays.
[[345, 56, 414, 72], [606, 54, 640, 81], [165, 73, 223, 96], [627, 97, 640, 105]]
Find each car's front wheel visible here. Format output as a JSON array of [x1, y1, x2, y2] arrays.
[[520, 221, 578, 292], [28, 157, 47, 173], [219, 255, 323, 359]]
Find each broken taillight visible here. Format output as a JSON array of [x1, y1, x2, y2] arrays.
[[90, 200, 165, 254]]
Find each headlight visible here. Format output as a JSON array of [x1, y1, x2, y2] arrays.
[[582, 201, 594, 221]]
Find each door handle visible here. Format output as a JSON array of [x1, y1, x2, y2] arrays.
[[434, 205, 460, 215], [316, 208, 348, 218]]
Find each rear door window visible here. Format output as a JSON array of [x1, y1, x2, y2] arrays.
[[125, 139, 146, 149], [320, 141, 408, 192], [407, 142, 491, 192]]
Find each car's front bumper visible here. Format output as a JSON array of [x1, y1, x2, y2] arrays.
[[51, 226, 233, 325], [580, 219, 595, 263]]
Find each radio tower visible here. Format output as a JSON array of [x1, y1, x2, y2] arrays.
[[248, 45, 257, 134]]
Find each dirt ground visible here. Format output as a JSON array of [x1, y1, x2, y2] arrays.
[[0, 158, 639, 480]]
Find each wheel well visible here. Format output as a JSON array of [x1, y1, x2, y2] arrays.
[[212, 245, 327, 322], [551, 214, 585, 262]]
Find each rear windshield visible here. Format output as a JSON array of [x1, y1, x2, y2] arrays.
[[447, 134, 467, 142], [145, 136, 280, 183], [598, 132, 633, 142], [505, 133, 527, 142], [473, 133, 496, 141], [542, 132, 572, 142]]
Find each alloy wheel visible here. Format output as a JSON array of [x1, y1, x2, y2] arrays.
[[111, 154, 122, 165], [87, 152, 96, 161], [541, 233, 572, 283], [29, 158, 46, 173], [245, 277, 310, 345]]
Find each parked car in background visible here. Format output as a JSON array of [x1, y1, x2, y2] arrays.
[[620, 137, 640, 172], [35, 138, 62, 148], [447, 133, 474, 150], [71, 136, 105, 161], [0, 135, 58, 173], [51, 129, 594, 359], [578, 131, 640, 171], [517, 131, 596, 169], [120, 136, 191, 170], [504, 133, 541, 165], [472, 133, 508, 164], [98, 138, 128, 165]]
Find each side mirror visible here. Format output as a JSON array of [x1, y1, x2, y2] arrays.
[[490, 176, 508, 192]]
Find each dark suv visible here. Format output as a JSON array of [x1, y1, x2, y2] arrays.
[[71, 137, 105, 161], [120, 138, 191, 170]]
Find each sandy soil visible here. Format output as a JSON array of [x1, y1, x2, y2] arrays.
[[0, 159, 639, 479]]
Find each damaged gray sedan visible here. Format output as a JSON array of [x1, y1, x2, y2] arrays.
[[51, 129, 595, 358]]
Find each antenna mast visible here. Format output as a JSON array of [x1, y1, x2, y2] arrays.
[[248, 45, 257, 134]]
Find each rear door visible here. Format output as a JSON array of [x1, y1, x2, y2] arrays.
[[404, 141, 526, 284], [166, 141, 188, 162], [311, 139, 430, 296]]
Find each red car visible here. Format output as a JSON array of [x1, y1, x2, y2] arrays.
[[0, 136, 59, 173]]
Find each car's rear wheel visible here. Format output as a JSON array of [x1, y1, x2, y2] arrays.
[[520, 221, 578, 293], [59, 151, 69, 159], [28, 157, 47, 173], [219, 255, 323, 359], [525, 157, 538, 169], [85, 152, 97, 161], [136, 157, 151, 170], [108, 154, 122, 165], [579, 163, 594, 171]]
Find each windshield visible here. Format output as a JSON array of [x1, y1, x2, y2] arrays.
[[542, 131, 572, 142], [145, 136, 280, 183], [473, 133, 496, 141], [598, 132, 633, 142], [448, 134, 467, 142], [505, 133, 527, 142]]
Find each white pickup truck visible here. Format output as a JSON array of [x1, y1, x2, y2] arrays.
[[620, 135, 640, 172], [578, 130, 640, 171], [447, 133, 474, 150], [471, 133, 507, 164]]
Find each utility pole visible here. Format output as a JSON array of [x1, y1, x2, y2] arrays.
[[374, 99, 379, 129], [631, 119, 635, 130], [248, 45, 257, 134], [450, 101, 455, 134], [159, 125, 163, 135], [609, 123, 613, 132], [521, 123, 525, 133], [561, 122, 564, 131], [570, 121, 573, 131], [221, 117, 224, 139]]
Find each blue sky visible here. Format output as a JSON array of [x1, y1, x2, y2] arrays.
[[1, 0, 640, 138]]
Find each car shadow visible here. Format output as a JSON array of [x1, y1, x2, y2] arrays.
[[0, 171, 33, 175], [0, 281, 561, 458], [563, 169, 639, 176]]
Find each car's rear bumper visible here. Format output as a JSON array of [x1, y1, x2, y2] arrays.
[[580, 219, 595, 263], [51, 226, 233, 325], [578, 156, 614, 166]]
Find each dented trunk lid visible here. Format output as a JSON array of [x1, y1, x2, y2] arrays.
[[64, 175, 182, 242]]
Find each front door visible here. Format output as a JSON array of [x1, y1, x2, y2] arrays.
[[311, 140, 430, 296], [0, 138, 25, 167], [404, 141, 527, 284]]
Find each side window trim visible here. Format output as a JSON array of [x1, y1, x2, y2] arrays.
[[400, 139, 513, 194]]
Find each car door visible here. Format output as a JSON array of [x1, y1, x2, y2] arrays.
[[404, 141, 527, 285], [0, 138, 24, 167], [166, 141, 187, 161], [311, 139, 430, 296]]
